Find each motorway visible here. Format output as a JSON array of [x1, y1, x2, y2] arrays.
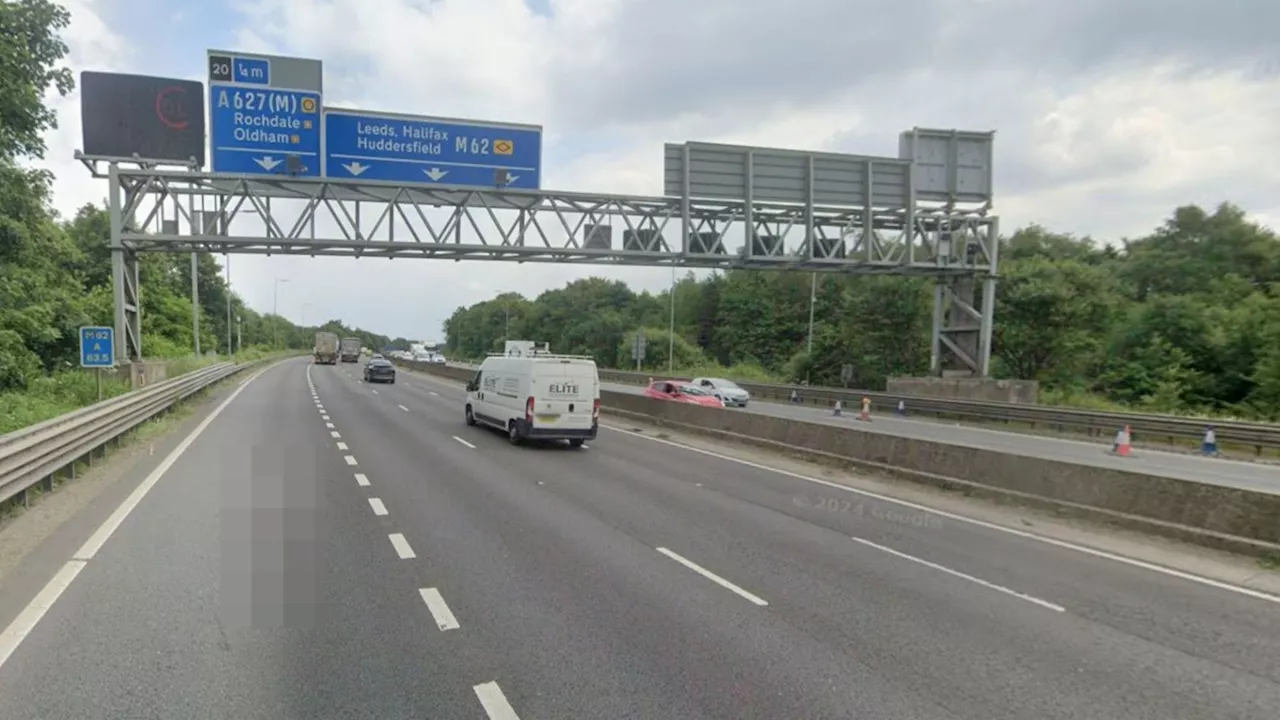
[[597, 381, 1280, 495], [1, 356, 1279, 718]]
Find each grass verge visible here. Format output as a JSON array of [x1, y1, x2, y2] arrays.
[[0, 346, 292, 436]]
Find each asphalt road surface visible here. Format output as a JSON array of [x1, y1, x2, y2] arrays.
[[596, 381, 1280, 495], [1, 356, 1278, 719]]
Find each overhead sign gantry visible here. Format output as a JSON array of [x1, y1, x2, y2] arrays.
[[76, 48, 998, 380]]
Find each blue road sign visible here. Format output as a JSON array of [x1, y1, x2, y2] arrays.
[[210, 83, 322, 176], [79, 326, 115, 368], [232, 57, 270, 85], [324, 109, 542, 190]]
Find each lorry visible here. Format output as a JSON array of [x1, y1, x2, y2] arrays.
[[314, 332, 339, 365], [339, 337, 362, 363]]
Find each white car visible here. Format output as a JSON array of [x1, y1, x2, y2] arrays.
[[464, 353, 600, 446], [690, 377, 750, 407]]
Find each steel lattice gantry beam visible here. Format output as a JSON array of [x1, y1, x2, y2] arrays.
[[105, 166, 998, 373]]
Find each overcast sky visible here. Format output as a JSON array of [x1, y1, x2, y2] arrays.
[[38, 0, 1280, 342]]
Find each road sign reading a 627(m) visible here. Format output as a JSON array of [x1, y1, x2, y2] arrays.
[[79, 326, 115, 368], [323, 108, 542, 190], [207, 49, 324, 177]]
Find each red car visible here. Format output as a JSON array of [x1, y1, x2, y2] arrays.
[[642, 380, 725, 408]]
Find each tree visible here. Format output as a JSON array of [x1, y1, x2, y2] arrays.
[[0, 0, 74, 162]]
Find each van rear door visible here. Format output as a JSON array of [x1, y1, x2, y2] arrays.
[[529, 360, 598, 431]]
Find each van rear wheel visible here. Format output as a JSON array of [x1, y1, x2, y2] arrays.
[[507, 421, 522, 445]]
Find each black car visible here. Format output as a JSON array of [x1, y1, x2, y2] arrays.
[[363, 358, 396, 384]]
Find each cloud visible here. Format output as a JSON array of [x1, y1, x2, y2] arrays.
[[37, 0, 1280, 339]]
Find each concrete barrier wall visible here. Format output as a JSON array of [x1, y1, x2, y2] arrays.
[[399, 360, 1280, 550], [888, 376, 1040, 404]]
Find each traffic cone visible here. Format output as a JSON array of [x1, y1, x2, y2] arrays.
[[832, 400, 842, 417], [1111, 425, 1132, 456], [1201, 426, 1219, 457], [895, 399, 906, 416], [859, 397, 872, 422]]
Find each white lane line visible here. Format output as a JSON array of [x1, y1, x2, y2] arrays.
[[849, 536, 1065, 612], [453, 436, 476, 449], [0, 361, 281, 671], [418, 588, 460, 631], [344, 455, 358, 466], [398, 404, 409, 412], [655, 547, 768, 606], [429, 391, 439, 396], [368, 497, 388, 516], [473, 682, 520, 720], [355, 473, 370, 487], [0, 560, 85, 667], [325, 422, 335, 429], [389, 533, 416, 559], [321, 414, 330, 421], [371, 389, 379, 395], [330, 430, 341, 438], [605, 424, 1280, 607], [336, 442, 349, 450]]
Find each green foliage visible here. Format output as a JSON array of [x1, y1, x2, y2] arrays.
[[446, 203, 1280, 420], [0, 0, 74, 162]]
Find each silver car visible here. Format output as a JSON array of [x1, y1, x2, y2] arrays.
[[690, 377, 750, 407]]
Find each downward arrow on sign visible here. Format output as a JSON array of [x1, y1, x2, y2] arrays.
[[342, 162, 368, 176], [424, 168, 448, 181], [254, 156, 283, 171]]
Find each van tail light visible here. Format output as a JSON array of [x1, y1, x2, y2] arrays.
[[525, 396, 535, 423], [592, 398, 601, 421]]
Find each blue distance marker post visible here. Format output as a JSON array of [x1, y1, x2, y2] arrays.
[[323, 109, 542, 190], [79, 326, 115, 401], [207, 50, 323, 177]]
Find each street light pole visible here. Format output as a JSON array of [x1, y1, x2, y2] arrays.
[[272, 278, 289, 350], [225, 254, 232, 358], [807, 272, 817, 355], [667, 264, 676, 372], [191, 252, 200, 356]]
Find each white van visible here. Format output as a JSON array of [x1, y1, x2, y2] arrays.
[[464, 353, 600, 446]]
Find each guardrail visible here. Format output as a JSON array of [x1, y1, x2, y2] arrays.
[[441, 360, 1280, 453], [0, 360, 256, 508]]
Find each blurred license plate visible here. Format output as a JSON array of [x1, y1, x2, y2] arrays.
[[535, 414, 560, 422]]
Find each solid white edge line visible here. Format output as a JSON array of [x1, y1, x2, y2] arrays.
[[0, 560, 85, 668], [75, 362, 278, 561], [605, 424, 1280, 607], [418, 588, 460, 631], [473, 681, 520, 720], [368, 497, 388, 516], [354, 473, 370, 487], [656, 547, 768, 606], [850, 536, 1065, 612], [388, 533, 416, 559], [453, 436, 477, 449], [344, 455, 358, 466], [0, 359, 283, 671], [336, 442, 348, 450]]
